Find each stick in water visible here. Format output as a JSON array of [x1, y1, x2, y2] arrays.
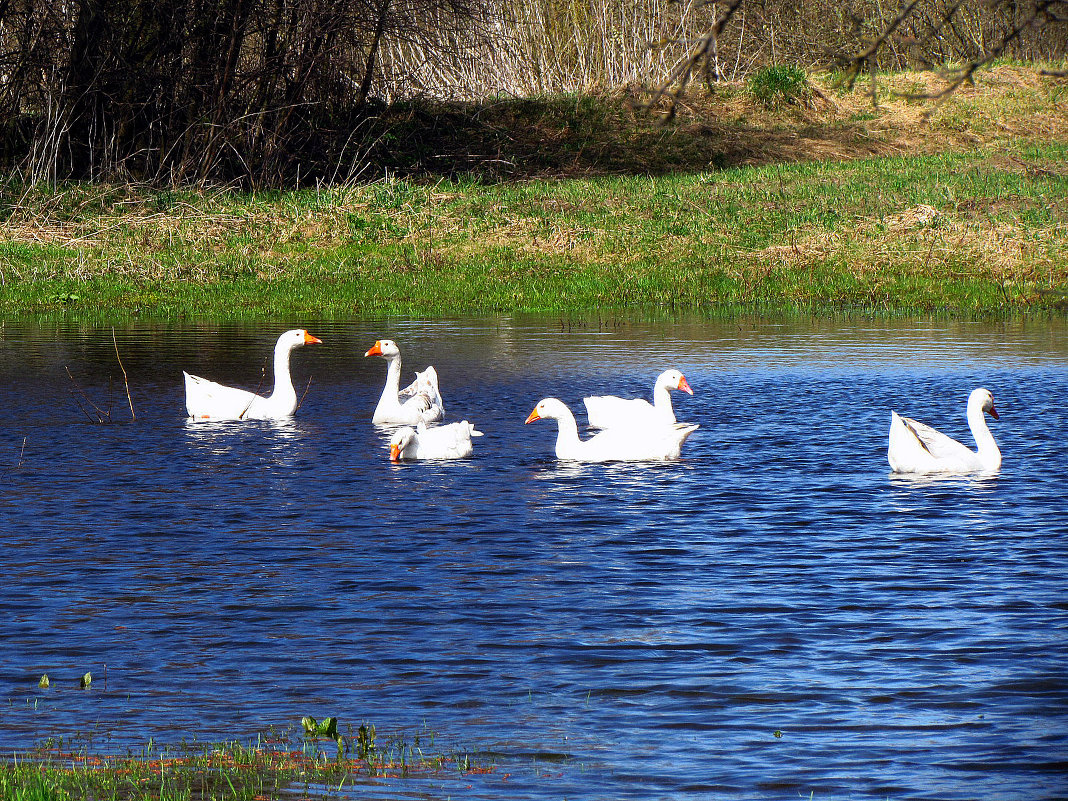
[[112, 327, 136, 421]]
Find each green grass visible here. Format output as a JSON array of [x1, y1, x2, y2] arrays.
[[1, 67, 1066, 319], [0, 726, 490, 801], [748, 64, 811, 106]]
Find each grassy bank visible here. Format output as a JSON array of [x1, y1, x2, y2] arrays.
[[2, 65, 1066, 319]]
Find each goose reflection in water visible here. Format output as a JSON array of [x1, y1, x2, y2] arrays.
[[181, 417, 310, 463]]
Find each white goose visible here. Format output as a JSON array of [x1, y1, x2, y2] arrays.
[[525, 397, 698, 462], [888, 387, 1002, 474], [583, 369, 693, 429], [389, 421, 483, 461], [365, 339, 445, 425], [184, 329, 322, 421]]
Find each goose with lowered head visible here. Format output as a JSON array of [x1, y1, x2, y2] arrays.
[[389, 421, 483, 461], [184, 328, 322, 421], [525, 397, 698, 462], [365, 339, 445, 425], [583, 369, 693, 429], [888, 387, 1002, 474]]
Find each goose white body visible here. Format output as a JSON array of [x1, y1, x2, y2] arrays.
[[526, 397, 698, 462], [888, 387, 1002, 474], [583, 369, 693, 429], [389, 421, 483, 461], [365, 339, 445, 425], [184, 329, 321, 421]]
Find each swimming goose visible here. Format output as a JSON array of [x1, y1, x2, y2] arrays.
[[365, 339, 445, 425], [184, 329, 322, 421], [888, 387, 1002, 474], [525, 397, 698, 462], [389, 421, 483, 461], [583, 369, 693, 429]]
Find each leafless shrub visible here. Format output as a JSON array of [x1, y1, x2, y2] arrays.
[[0, 0, 1064, 186]]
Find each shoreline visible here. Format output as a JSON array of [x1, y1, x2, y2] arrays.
[[2, 67, 1066, 319]]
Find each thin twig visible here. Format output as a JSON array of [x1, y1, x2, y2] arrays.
[[642, 0, 745, 114], [65, 366, 108, 423], [112, 327, 136, 421], [297, 377, 314, 411], [238, 359, 271, 420]]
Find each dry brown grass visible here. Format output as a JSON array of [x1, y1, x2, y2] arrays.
[[656, 63, 1068, 168], [746, 201, 1068, 302]]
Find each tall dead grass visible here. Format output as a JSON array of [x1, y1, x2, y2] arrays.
[[372, 0, 1068, 100]]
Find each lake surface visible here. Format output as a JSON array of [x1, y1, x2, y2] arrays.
[[1, 315, 1066, 800]]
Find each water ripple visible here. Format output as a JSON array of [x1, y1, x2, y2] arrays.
[[1, 316, 1066, 800]]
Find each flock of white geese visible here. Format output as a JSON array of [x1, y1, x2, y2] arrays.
[[183, 329, 1003, 474]]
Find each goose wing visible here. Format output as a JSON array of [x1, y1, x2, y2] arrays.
[[899, 416, 974, 461], [184, 372, 263, 420], [583, 396, 659, 429]]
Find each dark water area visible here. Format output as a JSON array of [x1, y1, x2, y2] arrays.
[[1, 315, 1066, 800]]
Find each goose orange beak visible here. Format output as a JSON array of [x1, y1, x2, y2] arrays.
[[524, 408, 541, 424], [365, 341, 383, 357], [389, 443, 401, 461], [678, 375, 693, 395], [304, 332, 323, 345], [989, 405, 999, 420]]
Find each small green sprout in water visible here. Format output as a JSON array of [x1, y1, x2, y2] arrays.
[[773, 729, 783, 738], [357, 723, 376, 761], [79, 672, 92, 689], [302, 715, 343, 759], [38, 674, 49, 689], [301, 715, 340, 741]]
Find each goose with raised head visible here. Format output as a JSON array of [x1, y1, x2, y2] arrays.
[[389, 421, 483, 461], [525, 397, 698, 462], [184, 329, 322, 421], [888, 387, 1002, 474], [365, 339, 445, 425], [583, 369, 694, 429]]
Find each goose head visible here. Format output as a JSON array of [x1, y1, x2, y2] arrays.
[[525, 398, 568, 424], [281, 329, 323, 348], [389, 426, 417, 460], [662, 369, 693, 395], [365, 339, 401, 360], [969, 387, 999, 420]]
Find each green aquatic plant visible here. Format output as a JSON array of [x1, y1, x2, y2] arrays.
[[356, 723, 376, 761], [1, 725, 493, 801], [300, 716, 339, 741], [302, 715, 343, 759]]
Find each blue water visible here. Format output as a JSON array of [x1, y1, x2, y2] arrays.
[[1, 316, 1066, 800]]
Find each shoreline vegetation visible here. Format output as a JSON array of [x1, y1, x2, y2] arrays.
[[0, 724, 496, 801], [1, 64, 1067, 320]]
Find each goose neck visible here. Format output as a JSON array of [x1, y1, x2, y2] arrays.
[[382, 354, 402, 396], [968, 405, 1002, 468], [551, 406, 582, 451], [652, 379, 672, 412], [268, 340, 297, 405]]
